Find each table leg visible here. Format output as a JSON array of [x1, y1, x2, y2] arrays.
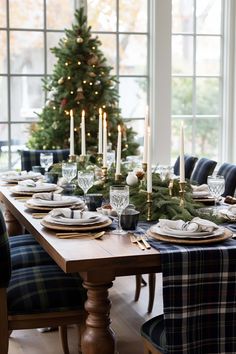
[[4, 209, 23, 236], [81, 280, 115, 354]]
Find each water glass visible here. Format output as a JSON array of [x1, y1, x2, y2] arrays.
[[207, 175, 225, 210], [40, 152, 53, 172], [62, 162, 77, 184], [110, 185, 129, 235], [77, 172, 94, 200]]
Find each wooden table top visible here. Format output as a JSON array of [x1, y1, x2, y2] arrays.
[[0, 186, 161, 276]]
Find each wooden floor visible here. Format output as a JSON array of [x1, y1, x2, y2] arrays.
[[8, 273, 163, 354]]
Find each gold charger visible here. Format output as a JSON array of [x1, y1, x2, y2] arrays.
[[146, 228, 233, 245], [10, 186, 62, 196], [25, 202, 82, 211], [41, 218, 112, 231]]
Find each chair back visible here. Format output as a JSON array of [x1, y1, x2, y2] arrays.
[[173, 155, 198, 179], [19, 149, 70, 171], [218, 163, 236, 197], [190, 157, 217, 185], [0, 210, 11, 288]]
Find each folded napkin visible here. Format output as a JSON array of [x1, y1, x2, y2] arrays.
[[18, 179, 37, 187], [228, 205, 236, 215], [158, 217, 219, 233], [49, 208, 84, 219], [191, 184, 209, 192], [33, 192, 62, 201]]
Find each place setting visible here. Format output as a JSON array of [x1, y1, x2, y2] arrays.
[[0, 170, 42, 184], [218, 205, 236, 222], [9, 179, 60, 195], [25, 192, 84, 211], [146, 217, 233, 244]]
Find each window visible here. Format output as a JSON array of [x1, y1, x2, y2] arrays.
[[171, 0, 224, 163]]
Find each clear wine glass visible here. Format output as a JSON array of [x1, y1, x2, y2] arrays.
[[107, 150, 116, 169], [77, 171, 94, 201], [110, 185, 129, 235], [62, 162, 77, 184], [207, 175, 225, 212], [40, 152, 53, 173]]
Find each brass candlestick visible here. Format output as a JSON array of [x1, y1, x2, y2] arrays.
[[68, 154, 77, 163], [96, 153, 103, 167], [79, 155, 87, 163], [142, 162, 147, 173], [168, 179, 174, 196], [146, 192, 152, 221], [102, 166, 108, 181], [179, 181, 186, 207], [115, 173, 122, 182]]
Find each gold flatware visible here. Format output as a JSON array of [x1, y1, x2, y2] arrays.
[[56, 231, 105, 240], [32, 213, 48, 219], [129, 234, 145, 250], [14, 196, 31, 200], [139, 236, 151, 249]]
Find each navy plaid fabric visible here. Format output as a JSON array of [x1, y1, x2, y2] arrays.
[[173, 155, 198, 180], [141, 315, 166, 353], [8, 264, 87, 315], [0, 210, 11, 288], [146, 239, 236, 353], [9, 234, 38, 248], [190, 157, 217, 185], [218, 163, 236, 197], [20, 149, 70, 171]]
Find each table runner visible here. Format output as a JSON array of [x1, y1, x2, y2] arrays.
[[148, 238, 236, 353]]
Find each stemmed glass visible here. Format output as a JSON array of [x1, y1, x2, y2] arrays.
[[107, 150, 116, 169], [40, 152, 53, 173], [62, 162, 77, 184], [77, 171, 94, 202], [110, 185, 129, 235], [207, 175, 225, 212]]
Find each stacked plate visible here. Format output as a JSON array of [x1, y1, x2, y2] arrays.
[[218, 209, 236, 222], [26, 196, 84, 211], [41, 211, 112, 231], [147, 224, 232, 245], [10, 183, 59, 195], [0, 171, 41, 183]]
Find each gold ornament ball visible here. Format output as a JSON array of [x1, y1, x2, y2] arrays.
[[77, 36, 84, 43], [58, 77, 64, 85]]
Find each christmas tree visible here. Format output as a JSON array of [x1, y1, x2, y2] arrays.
[[28, 8, 138, 157]]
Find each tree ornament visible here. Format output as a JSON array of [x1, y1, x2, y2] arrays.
[[126, 172, 139, 186], [58, 77, 64, 85], [76, 91, 84, 101], [77, 36, 84, 43], [77, 87, 83, 92], [60, 98, 68, 108], [88, 72, 96, 78], [87, 54, 99, 66]]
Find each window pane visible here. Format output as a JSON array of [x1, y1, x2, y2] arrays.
[[10, 31, 44, 74], [196, 78, 220, 115], [172, 35, 193, 75], [119, 34, 147, 75], [11, 123, 32, 169], [47, 32, 64, 74], [0, 31, 7, 73], [99, 34, 116, 73], [172, 0, 194, 33], [0, 124, 9, 171], [171, 119, 193, 162], [9, 0, 44, 29], [119, 0, 147, 32], [125, 119, 145, 151], [0, 0, 6, 27], [172, 78, 193, 115], [10, 77, 44, 122], [196, 36, 221, 76], [46, 0, 75, 30], [195, 118, 220, 159], [196, 0, 222, 34], [119, 78, 147, 118], [88, 0, 116, 32], [0, 77, 8, 121]]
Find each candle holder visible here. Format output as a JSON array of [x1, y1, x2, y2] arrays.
[[115, 173, 122, 182], [102, 166, 108, 181], [168, 179, 174, 197], [179, 181, 186, 207], [79, 155, 87, 163], [68, 154, 77, 163], [96, 153, 103, 167], [142, 162, 147, 173], [146, 192, 152, 221]]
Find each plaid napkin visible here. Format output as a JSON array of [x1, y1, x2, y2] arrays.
[[149, 238, 236, 353]]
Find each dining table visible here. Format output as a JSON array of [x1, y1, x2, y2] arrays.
[[0, 185, 161, 354]]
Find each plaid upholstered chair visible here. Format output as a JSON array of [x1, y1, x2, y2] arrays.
[[190, 157, 217, 185], [217, 163, 236, 197], [19, 149, 70, 171], [173, 155, 198, 179], [0, 210, 87, 354]]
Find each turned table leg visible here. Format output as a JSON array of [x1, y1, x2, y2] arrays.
[[81, 280, 115, 354], [4, 209, 23, 236]]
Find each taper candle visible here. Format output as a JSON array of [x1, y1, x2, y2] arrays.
[[147, 126, 152, 193], [69, 109, 74, 156], [81, 109, 86, 156], [115, 125, 122, 175], [98, 108, 103, 154], [143, 106, 149, 164], [103, 112, 107, 167], [179, 121, 185, 182]]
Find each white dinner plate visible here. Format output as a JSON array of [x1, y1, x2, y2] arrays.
[[10, 183, 58, 193], [44, 212, 109, 226], [150, 225, 225, 239], [28, 196, 82, 207], [0, 171, 41, 182]]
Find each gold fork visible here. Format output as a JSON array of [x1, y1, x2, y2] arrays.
[[129, 234, 146, 250]]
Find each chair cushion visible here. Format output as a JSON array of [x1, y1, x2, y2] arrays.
[[218, 163, 236, 197], [9, 234, 38, 248], [141, 315, 166, 353], [0, 210, 11, 288], [7, 265, 87, 315], [190, 158, 217, 185], [20, 149, 70, 171], [174, 155, 198, 179], [11, 244, 55, 270]]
